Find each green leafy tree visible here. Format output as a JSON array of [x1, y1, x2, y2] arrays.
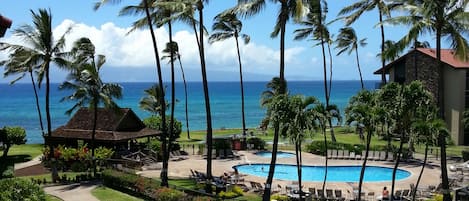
[[209, 12, 250, 139], [335, 27, 367, 89], [0, 126, 26, 158], [310, 102, 328, 198], [60, 37, 122, 176], [345, 90, 378, 201]]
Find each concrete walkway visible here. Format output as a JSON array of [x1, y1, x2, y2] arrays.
[[14, 155, 42, 170], [43, 182, 99, 201]]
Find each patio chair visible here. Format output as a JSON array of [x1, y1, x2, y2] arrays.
[[370, 151, 379, 160], [335, 189, 346, 201], [362, 150, 368, 160], [387, 151, 395, 161], [367, 191, 375, 201], [327, 149, 333, 159], [326, 189, 334, 200], [174, 150, 189, 160], [394, 190, 403, 200], [317, 189, 325, 199], [331, 149, 338, 159], [355, 152, 362, 160], [170, 152, 184, 161], [250, 181, 261, 193], [309, 188, 317, 199], [349, 152, 356, 160], [337, 150, 344, 159], [379, 151, 387, 161], [343, 150, 350, 160]]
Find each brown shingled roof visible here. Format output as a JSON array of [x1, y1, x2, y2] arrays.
[[374, 48, 469, 74], [50, 108, 160, 141]]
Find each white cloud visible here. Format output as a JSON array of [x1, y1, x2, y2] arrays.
[[0, 19, 316, 81]]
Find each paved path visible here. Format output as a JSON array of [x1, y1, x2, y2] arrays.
[[43, 182, 99, 201], [14, 155, 42, 170]]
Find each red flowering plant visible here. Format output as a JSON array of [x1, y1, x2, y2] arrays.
[[42, 144, 113, 172]]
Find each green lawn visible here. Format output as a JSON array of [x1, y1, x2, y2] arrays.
[[8, 144, 44, 159], [20, 172, 86, 183], [46, 194, 63, 201], [91, 186, 143, 201]]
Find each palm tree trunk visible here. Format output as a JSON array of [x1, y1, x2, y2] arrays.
[[295, 140, 303, 201], [92, 102, 98, 177], [379, 9, 387, 84], [167, 19, 177, 187], [391, 131, 404, 201], [177, 56, 190, 139], [196, 1, 213, 193], [412, 144, 428, 201], [30, 71, 45, 136], [262, 126, 280, 201], [142, 0, 168, 187], [235, 36, 247, 145], [355, 48, 364, 90], [45, 62, 59, 182], [321, 127, 328, 199], [326, 43, 337, 143], [358, 129, 372, 201]]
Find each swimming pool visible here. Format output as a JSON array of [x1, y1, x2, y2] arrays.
[[235, 164, 411, 182], [255, 151, 295, 158]]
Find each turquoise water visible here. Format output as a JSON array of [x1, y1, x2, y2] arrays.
[[235, 164, 411, 182], [0, 81, 377, 144], [255, 151, 295, 158]]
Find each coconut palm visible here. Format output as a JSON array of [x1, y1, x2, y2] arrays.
[[280, 95, 317, 201], [345, 90, 378, 201], [339, 0, 395, 85], [411, 113, 444, 201], [311, 102, 329, 199], [60, 37, 122, 176], [209, 12, 250, 140], [139, 84, 168, 115], [162, 42, 190, 139], [95, 0, 170, 186], [0, 8, 71, 181], [231, 0, 308, 197], [1, 49, 45, 137], [294, 0, 339, 143], [335, 27, 367, 89]]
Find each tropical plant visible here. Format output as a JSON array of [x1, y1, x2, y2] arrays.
[[339, 0, 394, 85], [0, 178, 46, 201], [335, 27, 367, 89], [280, 95, 317, 199], [94, 0, 169, 186], [310, 102, 329, 198], [0, 8, 71, 181], [0, 49, 45, 136], [139, 84, 168, 115], [209, 12, 250, 139], [345, 90, 378, 201], [232, 0, 308, 198], [60, 37, 122, 176], [162, 41, 190, 139]]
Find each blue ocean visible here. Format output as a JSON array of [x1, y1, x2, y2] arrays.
[[0, 80, 377, 144]]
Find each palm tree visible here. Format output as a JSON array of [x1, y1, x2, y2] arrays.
[[209, 12, 250, 142], [139, 84, 168, 115], [276, 95, 317, 201], [311, 102, 329, 199], [60, 37, 122, 176], [1, 49, 45, 136], [0, 8, 71, 181], [294, 0, 338, 143], [345, 90, 378, 201], [411, 114, 444, 201], [94, 0, 170, 186], [335, 27, 367, 89], [162, 42, 190, 139], [339, 0, 394, 85]]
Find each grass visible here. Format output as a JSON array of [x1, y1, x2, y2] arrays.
[[91, 186, 143, 201], [45, 194, 63, 201], [8, 144, 44, 160], [20, 172, 86, 183]]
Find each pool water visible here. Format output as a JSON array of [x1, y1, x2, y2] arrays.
[[255, 151, 295, 158], [235, 164, 411, 182]]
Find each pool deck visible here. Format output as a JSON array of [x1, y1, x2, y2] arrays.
[[137, 150, 446, 199]]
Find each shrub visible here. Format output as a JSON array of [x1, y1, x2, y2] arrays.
[[462, 150, 469, 161], [152, 187, 185, 201], [247, 137, 266, 150], [305, 141, 365, 155], [271, 194, 289, 201], [218, 191, 239, 199], [0, 178, 46, 201]]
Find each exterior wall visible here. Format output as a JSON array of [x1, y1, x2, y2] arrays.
[[405, 51, 440, 102], [443, 67, 466, 145]]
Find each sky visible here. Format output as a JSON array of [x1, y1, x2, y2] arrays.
[[0, 0, 443, 83]]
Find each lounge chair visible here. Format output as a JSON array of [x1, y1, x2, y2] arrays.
[[170, 152, 184, 161], [335, 189, 346, 201], [387, 151, 395, 161], [349, 152, 356, 160], [174, 150, 189, 160], [370, 151, 379, 160], [362, 150, 367, 160], [367, 191, 375, 201], [309, 188, 316, 198], [337, 150, 344, 159], [326, 189, 334, 200], [379, 151, 387, 161], [343, 150, 350, 160], [327, 149, 333, 159], [317, 189, 325, 199], [331, 149, 338, 159]]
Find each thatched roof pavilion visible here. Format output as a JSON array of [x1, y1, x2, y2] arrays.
[[46, 108, 160, 148]]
